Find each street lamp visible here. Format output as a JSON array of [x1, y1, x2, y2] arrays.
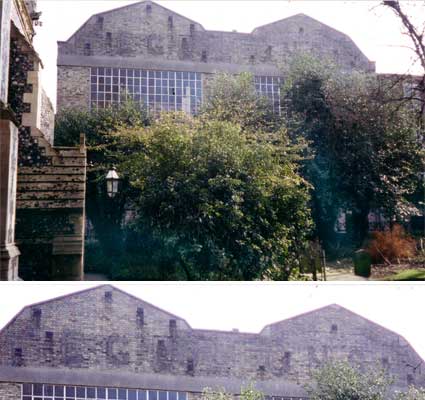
[[106, 167, 120, 198]]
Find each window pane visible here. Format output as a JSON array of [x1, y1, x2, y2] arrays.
[[86, 387, 96, 398], [76, 387, 85, 397], [45, 385, 54, 396], [108, 388, 118, 399], [128, 389, 137, 400], [23, 384, 32, 395], [149, 391, 158, 400], [34, 384, 43, 396], [97, 387, 106, 399]]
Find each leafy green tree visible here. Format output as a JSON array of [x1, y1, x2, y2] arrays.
[[201, 385, 264, 400], [54, 99, 149, 149], [324, 70, 424, 244], [54, 101, 150, 275], [200, 72, 296, 160], [117, 114, 312, 280], [201, 72, 281, 134], [283, 55, 341, 253], [284, 54, 425, 249], [305, 360, 392, 400]]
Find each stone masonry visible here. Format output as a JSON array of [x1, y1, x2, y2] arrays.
[[0, 285, 424, 398], [56, 0, 375, 112], [0, 0, 87, 280]]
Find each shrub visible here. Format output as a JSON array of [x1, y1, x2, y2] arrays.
[[118, 115, 313, 280], [367, 224, 416, 263]]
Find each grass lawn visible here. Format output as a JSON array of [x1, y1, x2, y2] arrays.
[[385, 269, 425, 281]]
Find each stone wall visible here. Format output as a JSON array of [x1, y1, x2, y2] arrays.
[[16, 143, 86, 280], [56, 1, 374, 112], [0, 382, 20, 400], [0, 285, 423, 392], [56, 66, 90, 112], [58, 2, 371, 71], [8, 26, 86, 280], [40, 89, 54, 145]]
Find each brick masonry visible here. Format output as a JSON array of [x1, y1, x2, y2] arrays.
[[0, 285, 423, 395], [56, 0, 375, 111]]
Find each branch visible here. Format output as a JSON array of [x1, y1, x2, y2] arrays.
[[382, 0, 425, 71]]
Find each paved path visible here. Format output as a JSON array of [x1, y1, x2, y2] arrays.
[[324, 267, 369, 281]]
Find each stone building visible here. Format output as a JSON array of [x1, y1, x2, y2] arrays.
[[0, 0, 87, 280], [57, 0, 375, 114], [0, 285, 424, 399]]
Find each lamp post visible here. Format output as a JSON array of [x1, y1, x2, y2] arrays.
[[106, 167, 120, 198]]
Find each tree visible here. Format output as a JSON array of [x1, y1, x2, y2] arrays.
[[283, 55, 342, 253], [382, 1, 425, 125], [201, 72, 282, 135], [284, 54, 425, 249], [54, 101, 150, 276], [324, 70, 424, 244], [117, 114, 312, 280], [305, 360, 392, 400], [54, 100, 149, 148], [201, 385, 264, 400]]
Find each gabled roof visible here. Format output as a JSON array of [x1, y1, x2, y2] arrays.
[[93, 1, 205, 30], [252, 13, 349, 38], [0, 284, 193, 335], [260, 303, 391, 333], [65, 0, 205, 43], [0, 284, 422, 370]]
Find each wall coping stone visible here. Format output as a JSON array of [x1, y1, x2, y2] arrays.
[[57, 55, 282, 77]]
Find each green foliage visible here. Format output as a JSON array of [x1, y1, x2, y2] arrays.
[[201, 385, 264, 400], [305, 360, 392, 400], [283, 55, 343, 253], [55, 101, 150, 279], [201, 72, 281, 134], [284, 53, 425, 249], [117, 114, 312, 280], [54, 99, 148, 149], [201, 388, 233, 400], [385, 269, 425, 281]]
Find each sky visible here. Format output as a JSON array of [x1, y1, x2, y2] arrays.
[[1, 282, 425, 361], [32, 0, 425, 110]]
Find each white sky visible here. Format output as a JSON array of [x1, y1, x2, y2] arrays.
[[0, 282, 425, 361], [32, 0, 425, 110]]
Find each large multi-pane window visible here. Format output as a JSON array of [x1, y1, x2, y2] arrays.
[[254, 76, 282, 114], [90, 67, 202, 114], [21, 384, 307, 400], [22, 384, 188, 400], [90, 68, 280, 115]]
